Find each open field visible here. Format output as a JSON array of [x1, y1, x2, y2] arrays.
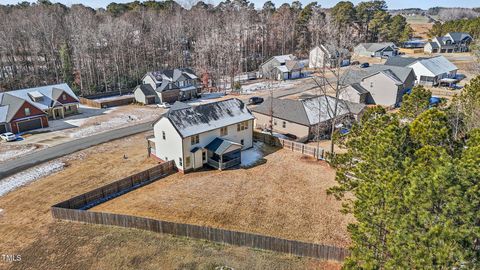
[[410, 23, 434, 39], [93, 147, 352, 249], [0, 133, 344, 269]]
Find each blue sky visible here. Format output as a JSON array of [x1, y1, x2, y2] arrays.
[[1, 0, 478, 9]]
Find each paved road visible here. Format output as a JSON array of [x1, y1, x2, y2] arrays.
[[0, 121, 153, 179]]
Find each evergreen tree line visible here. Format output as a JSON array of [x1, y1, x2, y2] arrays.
[[0, 0, 410, 94], [429, 17, 480, 39], [329, 76, 480, 269]]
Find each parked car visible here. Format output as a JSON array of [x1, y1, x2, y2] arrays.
[[157, 102, 171, 109], [248, 97, 264, 105], [0, 132, 16, 142], [351, 61, 360, 65], [360, 62, 370, 68]]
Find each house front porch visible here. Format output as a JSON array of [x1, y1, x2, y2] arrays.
[[204, 137, 242, 170]]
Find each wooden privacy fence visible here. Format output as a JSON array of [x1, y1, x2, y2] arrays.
[[51, 209, 349, 261], [254, 131, 327, 160], [79, 95, 135, 109], [53, 161, 177, 210], [51, 160, 349, 262]]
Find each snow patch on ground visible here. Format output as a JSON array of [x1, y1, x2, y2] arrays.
[[0, 145, 38, 162], [63, 118, 89, 127], [241, 142, 264, 167], [68, 114, 140, 138], [0, 161, 64, 197]]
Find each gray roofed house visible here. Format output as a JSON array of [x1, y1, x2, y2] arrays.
[[424, 32, 473, 53], [251, 95, 365, 141], [0, 83, 79, 121], [354, 42, 399, 58], [150, 98, 254, 172], [162, 98, 254, 138], [136, 68, 201, 104], [339, 64, 415, 107], [384, 55, 458, 86], [259, 54, 303, 80], [0, 92, 50, 133]]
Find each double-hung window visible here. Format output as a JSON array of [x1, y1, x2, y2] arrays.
[[191, 134, 200, 145]]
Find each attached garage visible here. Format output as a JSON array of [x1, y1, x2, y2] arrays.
[[0, 123, 7, 133], [16, 117, 44, 133]]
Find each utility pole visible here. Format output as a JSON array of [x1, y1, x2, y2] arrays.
[[268, 84, 274, 135]]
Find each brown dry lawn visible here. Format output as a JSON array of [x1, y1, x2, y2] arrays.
[[410, 23, 434, 39], [93, 147, 353, 248], [0, 133, 344, 269]]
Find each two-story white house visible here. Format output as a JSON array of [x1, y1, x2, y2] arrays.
[[134, 68, 201, 104], [149, 98, 254, 172]]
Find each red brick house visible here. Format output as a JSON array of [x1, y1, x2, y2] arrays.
[[0, 83, 79, 134]]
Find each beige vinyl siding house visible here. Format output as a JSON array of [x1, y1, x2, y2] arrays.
[[340, 65, 415, 107], [309, 45, 351, 68], [252, 96, 365, 142], [150, 99, 254, 172]]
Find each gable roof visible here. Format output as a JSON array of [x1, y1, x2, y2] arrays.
[[205, 137, 242, 155], [0, 93, 46, 122], [349, 83, 369, 94], [413, 56, 458, 76], [158, 98, 254, 138], [386, 56, 457, 76], [0, 83, 78, 111], [135, 84, 156, 97], [146, 68, 199, 85], [446, 32, 472, 42], [358, 42, 397, 52], [251, 95, 365, 126], [273, 54, 295, 64], [170, 101, 192, 111], [0, 105, 8, 123], [341, 65, 413, 86]]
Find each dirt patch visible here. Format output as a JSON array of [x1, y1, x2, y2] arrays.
[[93, 149, 352, 248], [9, 222, 338, 270]]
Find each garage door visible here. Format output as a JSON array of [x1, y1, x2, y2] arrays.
[[0, 124, 6, 133], [17, 118, 43, 133], [146, 96, 156, 104]]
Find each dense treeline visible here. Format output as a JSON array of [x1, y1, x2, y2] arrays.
[[329, 78, 480, 269], [0, 0, 411, 94], [429, 17, 480, 38]]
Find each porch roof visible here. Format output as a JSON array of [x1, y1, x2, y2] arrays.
[[205, 138, 241, 155]]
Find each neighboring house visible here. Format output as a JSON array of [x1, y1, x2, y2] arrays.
[[133, 84, 157, 105], [385, 55, 458, 86], [0, 83, 80, 133], [424, 32, 473, 53], [135, 68, 201, 104], [0, 93, 49, 134], [149, 98, 254, 172], [259, 54, 303, 80], [339, 65, 415, 107], [354, 42, 399, 58], [251, 95, 365, 142], [309, 45, 351, 68]]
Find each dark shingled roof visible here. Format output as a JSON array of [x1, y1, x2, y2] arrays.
[[136, 84, 156, 96], [205, 137, 241, 155], [350, 83, 369, 94], [384, 56, 425, 67], [158, 98, 254, 137], [251, 95, 365, 126], [340, 64, 413, 85]]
